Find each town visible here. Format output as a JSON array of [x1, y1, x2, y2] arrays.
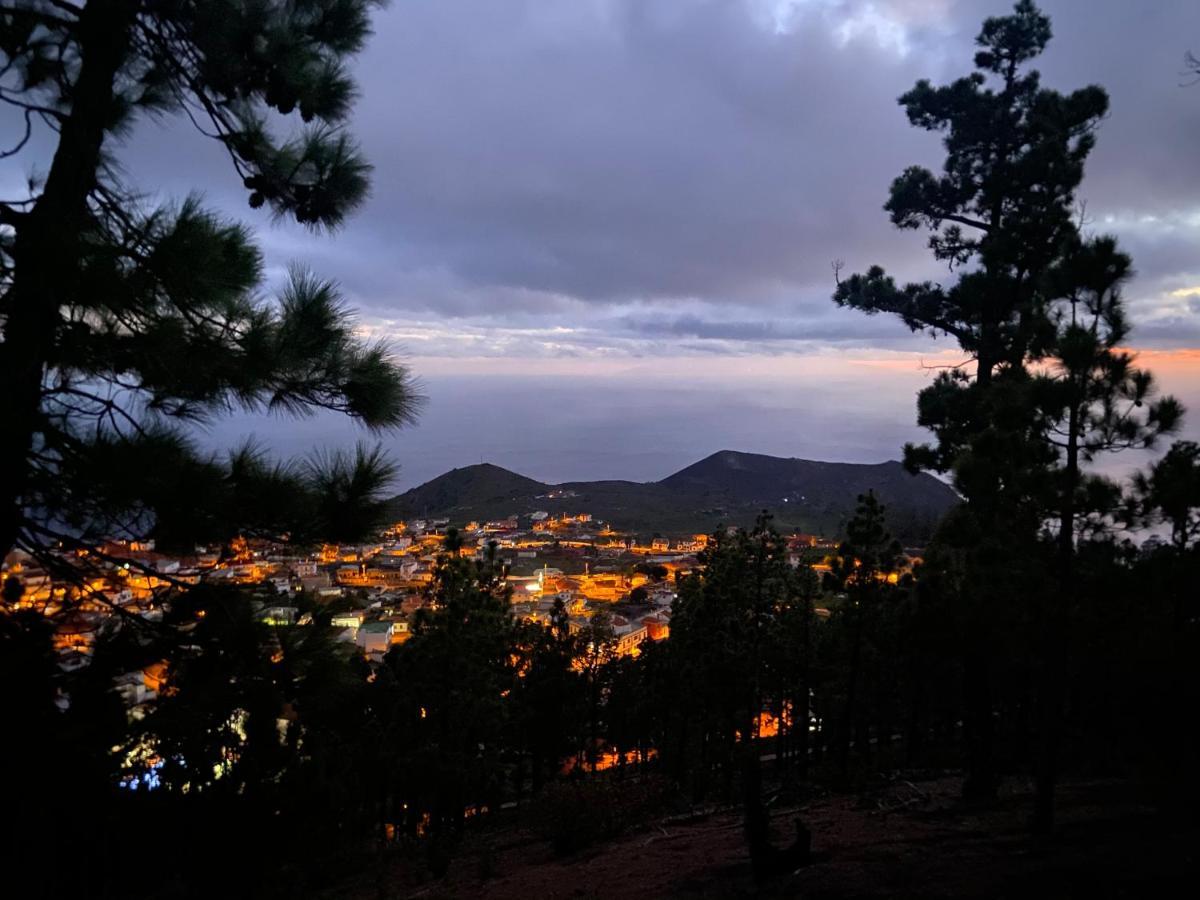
[[2, 512, 856, 715]]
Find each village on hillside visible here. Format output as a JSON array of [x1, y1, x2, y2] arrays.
[[2, 510, 861, 732]]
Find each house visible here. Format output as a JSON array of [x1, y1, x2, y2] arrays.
[[299, 572, 331, 593], [650, 538, 670, 553], [260, 605, 298, 626], [356, 620, 394, 657], [641, 613, 670, 641], [611, 616, 649, 657], [484, 517, 519, 532], [331, 610, 366, 633], [646, 581, 676, 604], [536, 567, 565, 586], [400, 594, 426, 615], [386, 617, 412, 644], [113, 671, 155, 709]]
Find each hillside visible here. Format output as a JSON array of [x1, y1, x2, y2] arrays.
[[386, 451, 959, 542], [662, 450, 949, 512], [391, 463, 547, 517], [327, 775, 1194, 899]]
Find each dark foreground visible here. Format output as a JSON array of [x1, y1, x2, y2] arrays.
[[323, 776, 1199, 899]]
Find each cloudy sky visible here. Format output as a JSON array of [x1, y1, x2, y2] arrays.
[[8, 0, 1200, 488]]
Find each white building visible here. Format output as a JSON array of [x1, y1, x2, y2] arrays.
[[356, 621, 394, 657]]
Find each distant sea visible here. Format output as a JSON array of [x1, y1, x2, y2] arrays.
[[196, 351, 1200, 491]]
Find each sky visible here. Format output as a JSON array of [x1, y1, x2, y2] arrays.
[[6, 0, 1200, 490]]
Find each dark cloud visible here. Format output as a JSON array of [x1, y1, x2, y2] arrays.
[[344, 0, 1200, 342], [6, 0, 1200, 483], [334, 0, 1200, 349], [9, 0, 1196, 353]]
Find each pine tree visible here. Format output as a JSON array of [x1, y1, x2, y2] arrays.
[[0, 1, 419, 567], [1026, 235, 1180, 830], [512, 597, 583, 792], [578, 604, 616, 771], [823, 492, 903, 782], [1134, 441, 1200, 552], [1, 6, 415, 885], [1036, 236, 1181, 562], [387, 540, 515, 875], [832, 0, 1109, 805], [1130, 442, 1200, 804], [672, 516, 813, 881]]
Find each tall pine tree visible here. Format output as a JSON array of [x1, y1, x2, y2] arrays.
[[0, 1, 419, 568], [831, 1, 1180, 811]]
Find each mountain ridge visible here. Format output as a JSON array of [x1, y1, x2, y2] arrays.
[[385, 450, 960, 542]]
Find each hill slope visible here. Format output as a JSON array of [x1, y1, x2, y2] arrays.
[[663, 449, 955, 520], [388, 463, 548, 520], [386, 451, 959, 542]]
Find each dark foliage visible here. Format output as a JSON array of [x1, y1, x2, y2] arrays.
[[832, 0, 1181, 825], [1, 0, 422, 567]]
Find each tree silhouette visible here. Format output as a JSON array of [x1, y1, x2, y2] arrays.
[[1035, 236, 1181, 559], [0, 4, 415, 888], [823, 492, 903, 782], [833, 0, 1116, 806], [1027, 235, 1181, 829], [1134, 441, 1200, 551], [577, 604, 617, 771], [386, 541, 515, 875], [0, 0, 420, 566], [511, 597, 583, 792], [672, 516, 814, 881]]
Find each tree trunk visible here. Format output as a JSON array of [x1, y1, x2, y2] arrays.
[[837, 612, 863, 783], [796, 599, 812, 777], [0, 1, 134, 557], [962, 623, 997, 805], [741, 720, 812, 883], [741, 736, 773, 881], [960, 347, 1000, 805], [1036, 401, 1080, 834]]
